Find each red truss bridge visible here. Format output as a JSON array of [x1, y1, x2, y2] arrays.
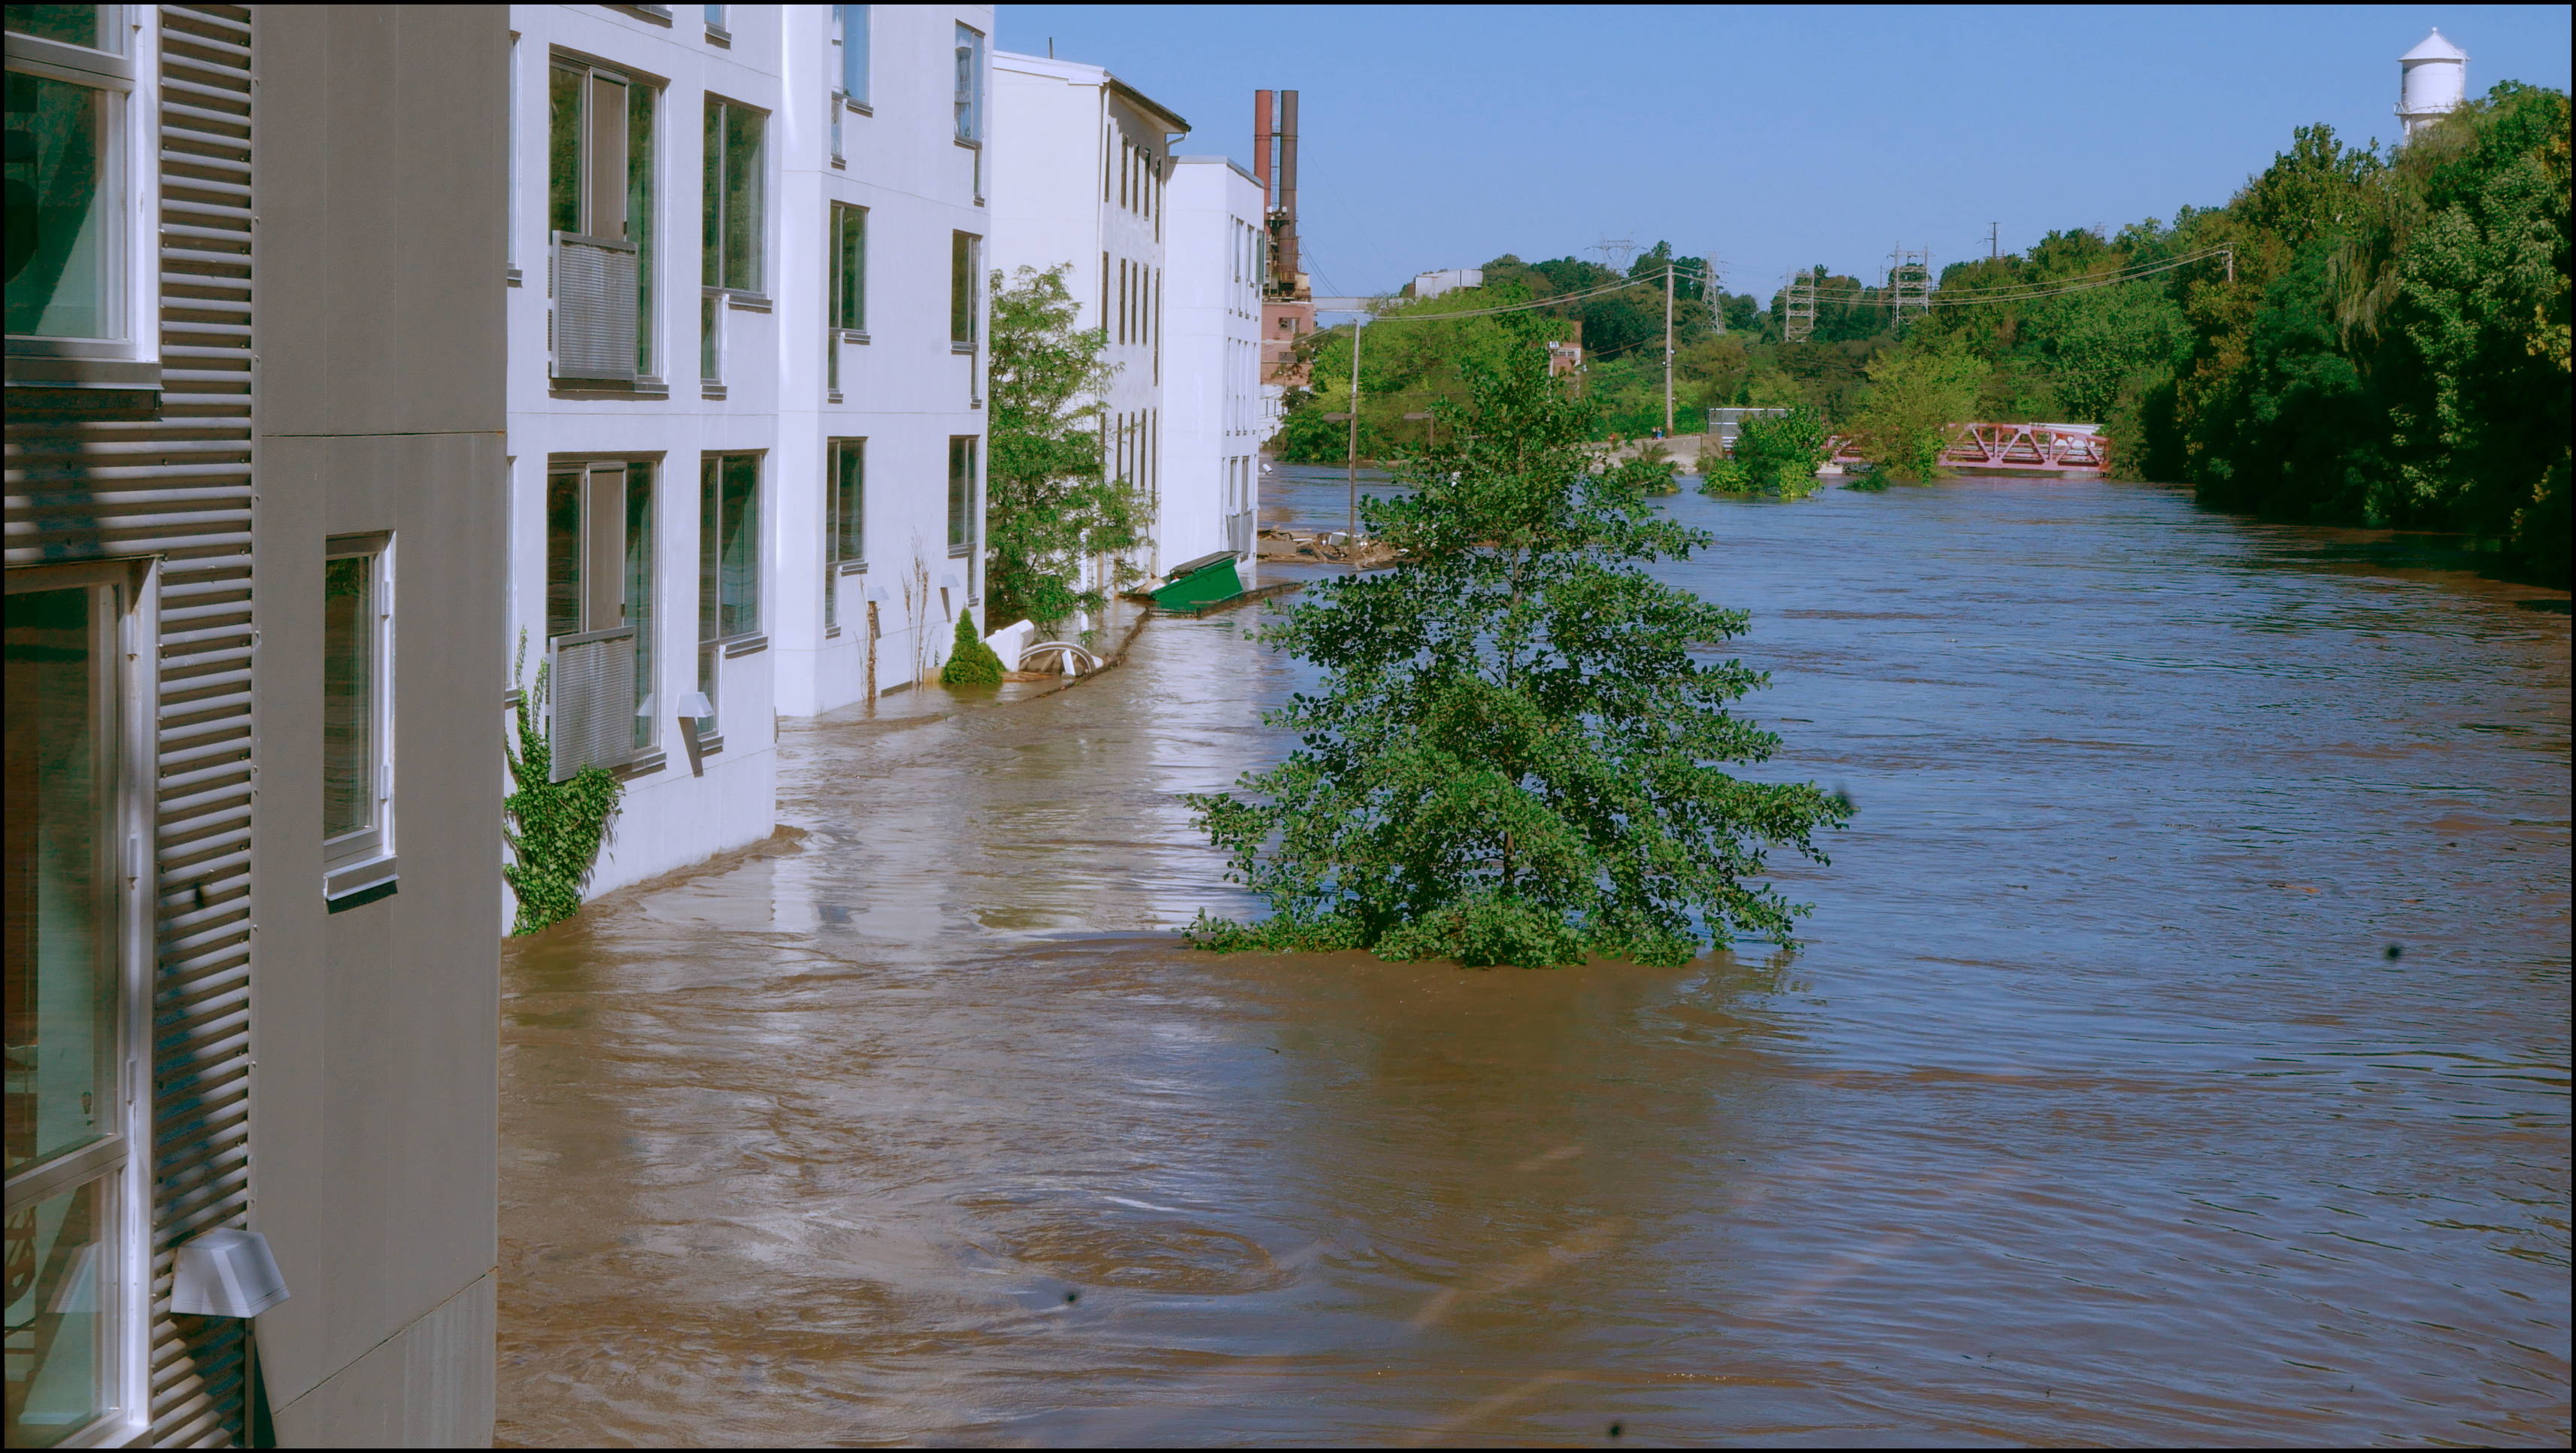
[[1825, 422, 2113, 477]]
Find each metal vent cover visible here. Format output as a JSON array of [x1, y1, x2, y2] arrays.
[[552, 235, 639, 384], [550, 629, 637, 780]]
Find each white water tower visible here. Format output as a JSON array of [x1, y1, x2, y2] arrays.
[[2396, 28, 2468, 141]]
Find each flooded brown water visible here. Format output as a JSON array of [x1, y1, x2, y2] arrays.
[[499, 475, 2570, 1446]]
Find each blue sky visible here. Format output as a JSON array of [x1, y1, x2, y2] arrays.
[[994, 4, 2573, 298]]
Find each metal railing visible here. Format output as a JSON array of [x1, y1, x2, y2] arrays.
[[549, 626, 637, 780], [554, 232, 639, 384]]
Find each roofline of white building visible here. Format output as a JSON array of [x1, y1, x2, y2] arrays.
[[994, 48, 1191, 135]]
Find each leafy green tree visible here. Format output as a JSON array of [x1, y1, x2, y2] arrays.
[[985, 265, 1150, 626], [1187, 348, 1849, 968], [1852, 343, 1988, 480]]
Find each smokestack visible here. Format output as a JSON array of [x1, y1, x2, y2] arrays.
[[1253, 89, 1273, 205], [1278, 89, 1299, 283]]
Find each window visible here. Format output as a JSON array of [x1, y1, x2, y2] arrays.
[[699, 453, 759, 642], [547, 58, 654, 380], [825, 438, 864, 629], [699, 292, 720, 385], [946, 435, 976, 559], [830, 203, 865, 333], [949, 232, 978, 348], [5, 5, 135, 360], [323, 537, 394, 878], [624, 471, 656, 750], [544, 463, 652, 772], [6, 563, 141, 1449], [952, 23, 982, 144], [702, 96, 763, 293], [833, 5, 869, 108]]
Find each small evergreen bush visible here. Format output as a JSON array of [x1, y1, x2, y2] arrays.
[[940, 611, 1006, 686]]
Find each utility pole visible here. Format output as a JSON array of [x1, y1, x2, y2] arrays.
[[1662, 264, 1676, 436], [1987, 221, 1999, 260], [1346, 318, 1363, 538]]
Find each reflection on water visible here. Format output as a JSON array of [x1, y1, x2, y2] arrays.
[[500, 478, 2570, 1446]]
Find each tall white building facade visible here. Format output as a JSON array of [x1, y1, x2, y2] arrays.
[[988, 51, 1186, 587], [505, 4, 992, 899], [1165, 156, 1269, 567]]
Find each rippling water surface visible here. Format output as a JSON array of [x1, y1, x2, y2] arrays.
[[499, 474, 2569, 1446]]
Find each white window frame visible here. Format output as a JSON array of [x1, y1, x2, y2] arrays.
[[321, 533, 397, 899], [3, 555, 159, 1451], [4, 5, 156, 387]]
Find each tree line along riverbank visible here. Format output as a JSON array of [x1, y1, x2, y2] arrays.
[[1273, 83, 2570, 586]]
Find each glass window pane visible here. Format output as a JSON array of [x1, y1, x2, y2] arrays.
[[947, 437, 972, 553], [949, 233, 972, 344], [721, 104, 761, 291], [953, 24, 981, 142], [843, 5, 869, 105], [625, 466, 655, 751], [5, 5, 100, 50], [3, 71, 108, 340], [4, 585, 117, 1178], [699, 100, 721, 288], [833, 206, 863, 332], [719, 455, 758, 638], [698, 293, 718, 382], [2, 1177, 109, 1448], [547, 64, 581, 237], [833, 439, 865, 566], [322, 556, 375, 841], [627, 83, 655, 374], [545, 469, 583, 639], [697, 457, 720, 644]]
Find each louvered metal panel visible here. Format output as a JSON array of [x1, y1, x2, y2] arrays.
[[0, 0, 257, 1418], [550, 629, 639, 780], [147, 5, 257, 1445], [553, 234, 639, 383]]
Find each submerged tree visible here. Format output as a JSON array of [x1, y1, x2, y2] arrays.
[[985, 265, 1151, 626], [1187, 347, 1849, 968], [1851, 342, 1989, 481], [1703, 405, 1830, 498]]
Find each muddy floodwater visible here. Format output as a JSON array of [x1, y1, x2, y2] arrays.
[[499, 474, 2569, 1447]]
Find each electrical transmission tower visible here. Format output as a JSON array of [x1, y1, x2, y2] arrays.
[[1888, 247, 1931, 329], [1591, 235, 1640, 273], [1783, 266, 1819, 343]]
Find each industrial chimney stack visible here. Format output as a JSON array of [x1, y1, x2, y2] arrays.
[[2396, 29, 2468, 141], [1253, 89, 1314, 388], [1253, 89, 1306, 300]]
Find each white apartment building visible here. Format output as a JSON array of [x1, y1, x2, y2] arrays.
[[1164, 155, 1269, 567], [505, 4, 992, 899], [988, 50, 1186, 587]]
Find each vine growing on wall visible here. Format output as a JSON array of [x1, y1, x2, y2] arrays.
[[502, 634, 622, 936]]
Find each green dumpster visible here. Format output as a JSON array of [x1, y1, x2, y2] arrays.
[[1151, 552, 1242, 612]]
